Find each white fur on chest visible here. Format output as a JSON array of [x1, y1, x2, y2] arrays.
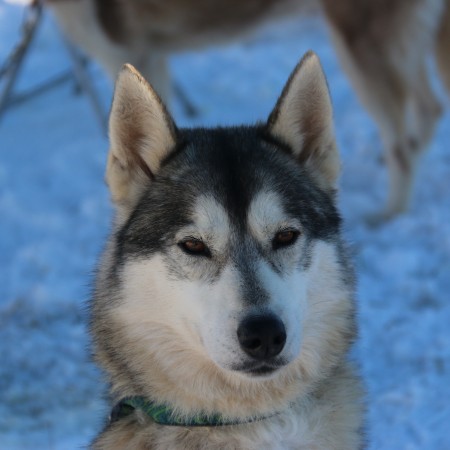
[[148, 369, 362, 450]]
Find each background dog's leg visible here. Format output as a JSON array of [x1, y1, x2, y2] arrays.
[[436, 0, 450, 94], [322, 0, 444, 223], [326, 27, 414, 222], [407, 65, 442, 155], [48, 0, 131, 80], [47, 1, 194, 114], [173, 81, 198, 117]]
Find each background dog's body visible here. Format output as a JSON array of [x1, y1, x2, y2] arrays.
[[48, 0, 450, 222], [90, 53, 363, 449]]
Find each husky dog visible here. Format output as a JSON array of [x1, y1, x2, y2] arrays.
[[90, 51, 364, 449], [47, 0, 450, 222]]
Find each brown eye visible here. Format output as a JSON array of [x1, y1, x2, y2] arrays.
[[179, 239, 211, 257], [273, 229, 299, 250]]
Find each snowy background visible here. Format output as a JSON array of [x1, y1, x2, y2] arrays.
[[1, 1, 449, 449]]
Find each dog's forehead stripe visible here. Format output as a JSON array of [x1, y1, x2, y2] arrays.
[[190, 195, 231, 247], [248, 190, 286, 233], [193, 195, 230, 232]]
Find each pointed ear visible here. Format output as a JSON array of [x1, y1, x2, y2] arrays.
[[267, 51, 339, 190], [106, 64, 177, 209]]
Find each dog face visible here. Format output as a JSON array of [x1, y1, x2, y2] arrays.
[[113, 125, 341, 378], [93, 52, 354, 414]]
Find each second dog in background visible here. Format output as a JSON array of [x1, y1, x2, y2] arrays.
[[48, 0, 450, 222]]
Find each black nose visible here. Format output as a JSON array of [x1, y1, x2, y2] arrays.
[[237, 314, 287, 360]]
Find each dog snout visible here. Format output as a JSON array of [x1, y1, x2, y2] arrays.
[[237, 314, 286, 360]]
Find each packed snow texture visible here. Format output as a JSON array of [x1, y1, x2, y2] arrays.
[[1, 2, 449, 449]]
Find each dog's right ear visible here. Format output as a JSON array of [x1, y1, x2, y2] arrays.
[[107, 64, 177, 210]]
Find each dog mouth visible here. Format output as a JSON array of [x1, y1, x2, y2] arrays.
[[245, 365, 278, 376], [232, 359, 287, 377]]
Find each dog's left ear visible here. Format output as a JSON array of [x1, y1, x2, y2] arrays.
[[267, 51, 339, 190], [107, 64, 177, 210]]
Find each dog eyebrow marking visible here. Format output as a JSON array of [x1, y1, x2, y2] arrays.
[[247, 190, 299, 243], [183, 195, 231, 252]]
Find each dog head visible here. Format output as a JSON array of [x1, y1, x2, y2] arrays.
[[93, 52, 355, 418]]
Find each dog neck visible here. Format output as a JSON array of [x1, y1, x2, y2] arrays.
[[109, 396, 278, 427]]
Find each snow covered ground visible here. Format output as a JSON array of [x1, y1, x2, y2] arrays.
[[1, 1, 449, 449]]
